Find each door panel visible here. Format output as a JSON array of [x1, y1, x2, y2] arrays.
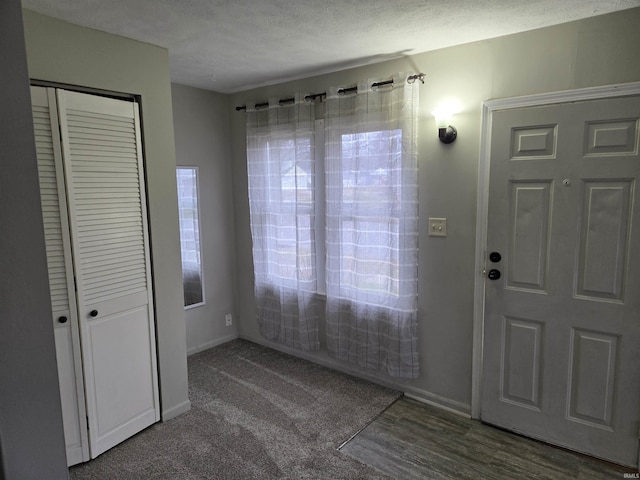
[[510, 124, 557, 159], [584, 119, 638, 156], [567, 328, 618, 428], [507, 181, 552, 291], [501, 317, 543, 409], [576, 180, 632, 301], [53, 326, 87, 462], [31, 86, 90, 466], [482, 95, 640, 467], [56, 89, 159, 459], [87, 302, 156, 440]]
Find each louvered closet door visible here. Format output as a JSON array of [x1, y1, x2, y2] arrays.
[[31, 86, 90, 466], [57, 89, 160, 458]]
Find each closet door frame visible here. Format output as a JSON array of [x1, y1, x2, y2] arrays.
[[33, 82, 161, 462]]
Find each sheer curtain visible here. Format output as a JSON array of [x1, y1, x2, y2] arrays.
[[246, 95, 320, 351], [324, 73, 419, 378]]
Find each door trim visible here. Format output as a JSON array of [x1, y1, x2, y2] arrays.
[[471, 81, 640, 420]]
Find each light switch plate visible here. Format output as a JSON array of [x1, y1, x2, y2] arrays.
[[429, 217, 447, 237]]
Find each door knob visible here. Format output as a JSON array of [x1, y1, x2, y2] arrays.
[[58, 316, 68, 324], [90, 309, 98, 317], [489, 251, 502, 263], [487, 269, 501, 280]]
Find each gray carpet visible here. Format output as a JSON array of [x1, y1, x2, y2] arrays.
[[70, 339, 400, 479]]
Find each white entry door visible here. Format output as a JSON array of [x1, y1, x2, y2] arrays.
[[481, 94, 640, 467]]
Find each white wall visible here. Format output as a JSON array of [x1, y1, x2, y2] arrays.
[[228, 8, 640, 413], [0, 2, 68, 478], [22, 10, 191, 420], [171, 84, 239, 355]]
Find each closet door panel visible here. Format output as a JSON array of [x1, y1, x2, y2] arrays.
[[31, 86, 89, 467], [57, 89, 159, 458], [53, 326, 86, 464]]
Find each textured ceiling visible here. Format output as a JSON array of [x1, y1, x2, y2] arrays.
[[21, 0, 640, 94]]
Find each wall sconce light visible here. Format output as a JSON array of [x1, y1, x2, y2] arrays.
[[437, 125, 457, 144], [432, 99, 462, 144]]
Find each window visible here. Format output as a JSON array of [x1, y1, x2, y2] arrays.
[[250, 133, 316, 289], [246, 76, 419, 377], [337, 129, 402, 299], [176, 167, 204, 308], [245, 99, 320, 351], [323, 78, 419, 378], [251, 124, 403, 299]]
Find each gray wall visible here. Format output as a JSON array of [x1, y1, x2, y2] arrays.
[[228, 8, 640, 412], [22, 10, 190, 420], [171, 84, 238, 355], [0, 1, 69, 478]]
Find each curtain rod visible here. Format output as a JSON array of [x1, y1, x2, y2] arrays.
[[235, 73, 425, 112]]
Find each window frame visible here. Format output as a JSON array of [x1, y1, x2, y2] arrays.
[[314, 119, 327, 295]]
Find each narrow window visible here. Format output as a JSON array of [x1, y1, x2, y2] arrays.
[[176, 167, 204, 308]]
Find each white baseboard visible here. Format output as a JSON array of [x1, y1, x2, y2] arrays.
[[403, 390, 471, 417], [187, 334, 238, 356], [162, 399, 191, 421], [238, 332, 470, 417]]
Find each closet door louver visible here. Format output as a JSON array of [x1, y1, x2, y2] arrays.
[[57, 90, 160, 459], [30, 86, 89, 466], [64, 103, 147, 303], [32, 88, 71, 313]]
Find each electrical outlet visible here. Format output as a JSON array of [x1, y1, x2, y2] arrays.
[[225, 314, 233, 327], [428, 217, 447, 237]]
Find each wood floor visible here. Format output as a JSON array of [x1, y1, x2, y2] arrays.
[[340, 397, 636, 480]]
